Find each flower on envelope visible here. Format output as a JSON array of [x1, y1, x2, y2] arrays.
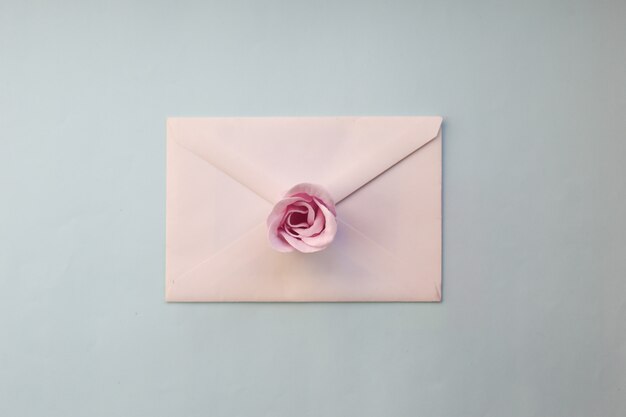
[[266, 183, 337, 253]]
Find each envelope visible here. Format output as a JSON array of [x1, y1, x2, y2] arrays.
[[166, 116, 443, 302]]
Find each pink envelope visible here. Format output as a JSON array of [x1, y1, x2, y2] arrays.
[[166, 117, 442, 302]]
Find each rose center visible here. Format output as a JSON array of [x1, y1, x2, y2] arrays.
[[288, 211, 308, 226]]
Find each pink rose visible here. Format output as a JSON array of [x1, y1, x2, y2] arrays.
[[267, 183, 337, 253]]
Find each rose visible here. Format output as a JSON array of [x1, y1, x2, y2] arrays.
[[267, 183, 337, 253]]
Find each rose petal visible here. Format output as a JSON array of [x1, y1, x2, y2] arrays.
[[266, 197, 302, 252], [313, 196, 336, 216], [284, 225, 302, 238], [287, 205, 308, 214], [268, 230, 294, 252], [266, 197, 301, 228], [300, 203, 337, 248], [280, 231, 325, 253], [286, 211, 309, 228], [289, 193, 314, 203], [293, 201, 315, 224], [293, 211, 325, 237], [285, 183, 336, 216]]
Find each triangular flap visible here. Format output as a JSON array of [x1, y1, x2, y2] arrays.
[[166, 137, 271, 295], [167, 116, 442, 204], [168, 118, 284, 203], [325, 116, 443, 202]]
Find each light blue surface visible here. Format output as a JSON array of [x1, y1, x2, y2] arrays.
[[1, 1, 625, 416]]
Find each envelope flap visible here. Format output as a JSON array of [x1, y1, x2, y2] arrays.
[[168, 118, 285, 203], [325, 116, 443, 202], [167, 116, 442, 205]]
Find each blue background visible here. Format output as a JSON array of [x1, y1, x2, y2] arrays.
[[1, 1, 625, 416]]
